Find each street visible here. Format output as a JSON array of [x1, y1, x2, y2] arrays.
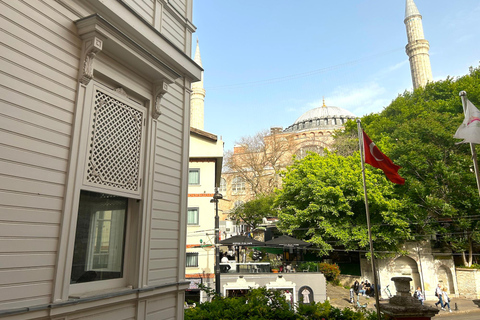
[[436, 311, 480, 320]]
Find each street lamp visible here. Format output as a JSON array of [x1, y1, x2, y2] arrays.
[[210, 187, 223, 295]]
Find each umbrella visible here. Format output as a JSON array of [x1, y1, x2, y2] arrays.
[[264, 235, 311, 248], [219, 235, 265, 247]]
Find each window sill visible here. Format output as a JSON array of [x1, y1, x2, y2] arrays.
[[69, 285, 134, 300]]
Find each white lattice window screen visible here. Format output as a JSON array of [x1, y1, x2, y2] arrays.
[[86, 89, 144, 193]]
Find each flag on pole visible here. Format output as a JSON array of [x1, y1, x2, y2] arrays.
[[363, 131, 405, 185], [454, 98, 480, 144]]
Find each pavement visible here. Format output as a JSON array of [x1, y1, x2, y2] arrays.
[[326, 283, 480, 317]]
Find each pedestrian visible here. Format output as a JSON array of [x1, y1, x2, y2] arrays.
[[413, 286, 424, 305], [434, 284, 443, 308], [353, 280, 360, 293], [284, 290, 292, 310], [351, 280, 359, 303], [441, 288, 452, 312]]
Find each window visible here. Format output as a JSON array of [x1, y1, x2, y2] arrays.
[[219, 178, 226, 193], [189, 168, 200, 185], [232, 177, 245, 195], [187, 207, 199, 225], [71, 190, 128, 283], [186, 253, 199, 267]]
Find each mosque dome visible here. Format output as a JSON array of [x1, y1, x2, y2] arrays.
[[283, 103, 356, 133]]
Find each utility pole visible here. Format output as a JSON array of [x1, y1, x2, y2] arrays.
[[210, 188, 223, 295]]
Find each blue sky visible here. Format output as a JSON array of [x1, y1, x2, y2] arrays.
[[191, 0, 480, 151]]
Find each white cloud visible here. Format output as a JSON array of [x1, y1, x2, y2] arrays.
[[323, 82, 390, 116], [456, 33, 475, 44], [381, 60, 409, 74]]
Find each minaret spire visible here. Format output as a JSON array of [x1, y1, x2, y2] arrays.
[[404, 0, 433, 89], [191, 39, 205, 130]]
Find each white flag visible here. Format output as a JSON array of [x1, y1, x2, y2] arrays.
[[454, 98, 480, 144]]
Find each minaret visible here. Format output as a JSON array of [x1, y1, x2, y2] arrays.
[[404, 0, 433, 89], [191, 39, 205, 130]]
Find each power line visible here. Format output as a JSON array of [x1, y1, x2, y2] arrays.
[[206, 47, 404, 90]]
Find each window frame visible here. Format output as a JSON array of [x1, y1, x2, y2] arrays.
[[188, 168, 200, 185], [187, 207, 200, 226], [219, 177, 227, 193], [231, 176, 245, 195], [186, 252, 199, 268], [65, 81, 146, 298]]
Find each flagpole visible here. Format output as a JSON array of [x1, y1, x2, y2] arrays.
[[357, 120, 381, 320], [459, 91, 480, 198]]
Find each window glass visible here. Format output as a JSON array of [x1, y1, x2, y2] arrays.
[[219, 178, 226, 193], [187, 207, 199, 225], [232, 177, 245, 195], [71, 190, 128, 283], [189, 169, 200, 184], [186, 253, 198, 267]]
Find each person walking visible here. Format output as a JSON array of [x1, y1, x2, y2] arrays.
[[434, 284, 443, 308], [441, 288, 452, 312]]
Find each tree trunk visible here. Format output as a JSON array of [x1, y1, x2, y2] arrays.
[[462, 251, 470, 267], [468, 236, 473, 267]]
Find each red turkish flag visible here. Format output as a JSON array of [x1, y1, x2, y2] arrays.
[[363, 131, 405, 185]]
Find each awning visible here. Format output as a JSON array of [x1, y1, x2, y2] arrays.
[[219, 235, 265, 247], [264, 235, 311, 248]]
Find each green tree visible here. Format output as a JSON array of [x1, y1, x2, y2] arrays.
[[339, 65, 480, 266], [229, 193, 277, 230], [275, 152, 413, 256]]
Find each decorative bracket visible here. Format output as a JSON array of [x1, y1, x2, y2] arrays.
[[152, 80, 169, 119], [79, 36, 103, 85]]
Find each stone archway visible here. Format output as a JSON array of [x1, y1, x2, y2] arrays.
[[437, 265, 454, 294], [393, 256, 421, 292]]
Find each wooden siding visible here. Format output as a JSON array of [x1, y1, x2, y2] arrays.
[[161, 9, 186, 49], [149, 81, 185, 286], [121, 0, 189, 53], [1, 0, 193, 317], [123, 0, 155, 25], [169, 0, 187, 16], [68, 302, 137, 320], [146, 293, 177, 320], [0, 0, 80, 310]]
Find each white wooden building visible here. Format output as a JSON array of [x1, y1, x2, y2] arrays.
[[0, 0, 201, 319]]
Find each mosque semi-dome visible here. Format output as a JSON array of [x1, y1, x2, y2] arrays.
[[283, 103, 356, 133]]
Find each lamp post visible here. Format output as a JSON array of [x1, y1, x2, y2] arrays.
[[210, 188, 223, 295]]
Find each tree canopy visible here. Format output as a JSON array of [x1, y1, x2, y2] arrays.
[[276, 68, 480, 265], [360, 66, 480, 265], [229, 193, 277, 230], [275, 151, 413, 256]]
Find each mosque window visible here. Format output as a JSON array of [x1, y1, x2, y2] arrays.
[[232, 177, 245, 195], [219, 178, 227, 193]]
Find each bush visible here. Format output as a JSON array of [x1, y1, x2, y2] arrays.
[[318, 263, 341, 283], [185, 287, 386, 320], [298, 261, 318, 272]]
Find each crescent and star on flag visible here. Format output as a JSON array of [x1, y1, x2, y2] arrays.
[[369, 141, 384, 162]]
